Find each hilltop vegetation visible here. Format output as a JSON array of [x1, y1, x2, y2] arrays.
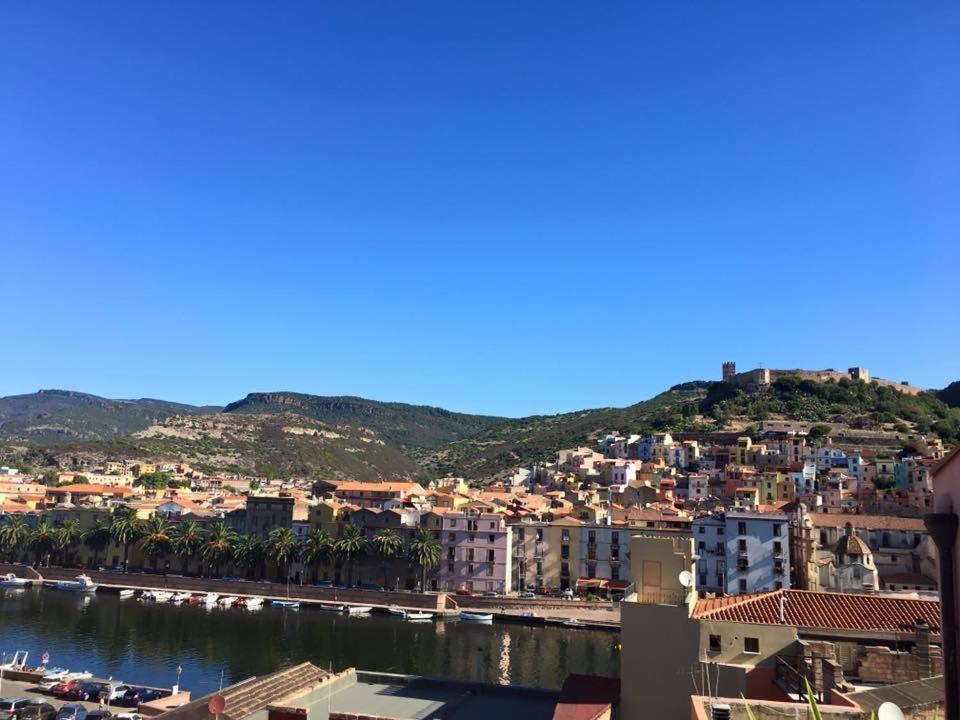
[[223, 392, 505, 449], [0, 389, 218, 444]]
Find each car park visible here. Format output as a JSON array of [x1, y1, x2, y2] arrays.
[[19, 702, 56, 720]]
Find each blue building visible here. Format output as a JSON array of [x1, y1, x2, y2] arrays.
[[693, 510, 790, 596]]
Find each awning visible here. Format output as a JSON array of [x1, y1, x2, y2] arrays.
[[607, 580, 630, 590], [576, 578, 601, 588]]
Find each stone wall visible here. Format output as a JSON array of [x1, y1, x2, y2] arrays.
[[856, 645, 943, 684]]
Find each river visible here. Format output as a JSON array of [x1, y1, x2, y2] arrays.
[[0, 587, 619, 693]]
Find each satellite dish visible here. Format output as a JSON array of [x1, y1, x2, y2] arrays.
[[208, 695, 226, 715], [877, 702, 904, 720], [678, 570, 694, 588]]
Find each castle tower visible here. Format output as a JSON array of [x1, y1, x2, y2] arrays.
[[722, 361, 736, 383]]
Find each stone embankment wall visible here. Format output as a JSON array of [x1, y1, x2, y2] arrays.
[[856, 645, 943, 684]]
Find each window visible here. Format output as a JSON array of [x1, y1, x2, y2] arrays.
[[738, 539, 747, 553], [468, 564, 474, 574], [587, 565, 596, 579], [588, 530, 596, 542], [448, 533, 455, 542], [490, 522, 496, 530], [744, 637, 759, 654], [716, 542, 724, 554], [560, 529, 569, 543], [488, 534, 495, 543], [773, 524, 782, 537], [468, 548, 475, 562], [775, 581, 782, 590], [773, 541, 782, 555], [536, 561, 543, 576], [699, 573, 707, 586], [561, 545, 570, 559], [487, 549, 495, 562], [612, 531, 619, 543], [447, 548, 454, 560], [561, 562, 570, 577], [717, 527, 725, 536], [469, 533, 475, 542], [698, 525, 705, 534], [738, 522, 747, 535], [517, 528, 525, 541], [709, 635, 721, 653], [447, 561, 454, 573], [698, 541, 706, 551], [738, 579, 747, 593], [611, 566, 619, 581]]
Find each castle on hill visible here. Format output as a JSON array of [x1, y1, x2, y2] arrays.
[[720, 361, 921, 395]]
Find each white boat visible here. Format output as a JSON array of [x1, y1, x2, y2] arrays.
[[118, 589, 135, 599], [0, 573, 30, 587], [272, 599, 300, 609], [241, 597, 264, 609], [201, 593, 219, 606], [171, 592, 193, 603], [387, 605, 407, 617], [318, 604, 346, 612], [562, 619, 587, 628], [150, 591, 173, 602], [217, 595, 238, 606], [459, 612, 493, 623], [345, 605, 372, 615], [53, 574, 98, 593], [406, 611, 433, 621]]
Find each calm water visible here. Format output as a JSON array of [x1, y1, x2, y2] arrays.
[[0, 587, 619, 692]]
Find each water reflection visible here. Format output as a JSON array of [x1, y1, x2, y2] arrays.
[[0, 587, 618, 690]]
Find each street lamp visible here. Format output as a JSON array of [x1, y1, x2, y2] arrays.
[[173, 665, 183, 695]]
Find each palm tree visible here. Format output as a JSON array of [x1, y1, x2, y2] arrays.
[[82, 520, 113, 569], [30, 521, 58, 566], [139, 517, 174, 572], [55, 519, 83, 566], [334, 523, 367, 587], [267, 527, 300, 582], [171, 520, 205, 575], [371, 529, 405, 589], [301, 528, 333, 585], [110, 507, 145, 573], [201, 521, 237, 577], [0, 515, 31, 562], [232, 533, 265, 580], [408, 528, 441, 592]]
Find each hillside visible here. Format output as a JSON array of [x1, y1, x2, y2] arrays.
[[0, 389, 219, 444], [223, 392, 505, 449], [418, 384, 710, 478], [15, 412, 422, 481], [937, 381, 960, 408]]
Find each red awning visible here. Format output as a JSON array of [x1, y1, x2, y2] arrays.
[[576, 577, 600, 587], [607, 580, 630, 590]]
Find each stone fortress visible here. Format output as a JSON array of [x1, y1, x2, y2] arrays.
[[721, 362, 922, 395]]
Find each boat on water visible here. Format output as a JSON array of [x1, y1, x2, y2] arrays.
[[387, 605, 407, 617], [171, 592, 193, 603], [318, 604, 346, 612], [459, 612, 493, 623], [118, 589, 135, 598], [562, 619, 587, 628], [405, 611, 433, 621], [217, 595, 238, 606], [53, 574, 98, 593], [235, 597, 263, 609], [200, 593, 219, 606], [150, 591, 173, 602], [345, 605, 372, 615], [272, 599, 300, 609], [0, 573, 30, 587]]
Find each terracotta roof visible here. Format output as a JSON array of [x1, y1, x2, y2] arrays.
[[807, 514, 925, 531], [335, 481, 425, 493], [553, 674, 620, 720], [50, 483, 135, 496], [693, 589, 940, 634]]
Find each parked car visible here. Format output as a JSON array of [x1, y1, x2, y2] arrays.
[[481, 591, 499, 598], [455, 588, 473, 596], [517, 591, 536, 599], [551, 589, 574, 600], [356, 583, 383, 592], [120, 689, 161, 708], [0, 698, 37, 719], [51, 681, 82, 698], [67, 683, 105, 702], [100, 686, 131, 703], [85, 712, 112, 720], [55, 705, 87, 720], [19, 703, 56, 720]]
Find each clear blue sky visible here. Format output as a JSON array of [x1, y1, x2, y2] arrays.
[[1, 2, 957, 417]]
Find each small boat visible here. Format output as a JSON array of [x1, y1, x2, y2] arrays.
[[562, 619, 587, 628], [200, 593, 219, 606], [186, 594, 202, 605], [272, 599, 300, 609], [171, 592, 193, 603], [53, 575, 98, 593], [237, 597, 263, 609], [118, 589, 135, 599], [217, 595, 238, 606], [150, 591, 173, 602], [0, 573, 30, 587], [405, 611, 433, 621], [318, 604, 346, 612], [459, 612, 493, 623], [387, 605, 407, 617], [345, 605, 372, 615]]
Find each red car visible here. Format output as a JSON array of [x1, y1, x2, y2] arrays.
[[52, 680, 82, 698], [455, 588, 474, 597]]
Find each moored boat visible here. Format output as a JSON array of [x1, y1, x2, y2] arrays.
[[118, 589, 135, 598], [217, 595, 238, 606], [405, 611, 433, 621], [459, 612, 493, 623], [53, 574, 98, 593], [171, 592, 193, 603], [272, 599, 300, 609], [152, 591, 173, 602], [387, 605, 407, 617], [318, 604, 346, 612], [244, 597, 264, 608], [201, 593, 219, 606], [562, 618, 587, 628], [0, 573, 30, 587], [345, 605, 372, 615]]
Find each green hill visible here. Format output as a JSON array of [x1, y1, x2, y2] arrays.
[[223, 392, 505, 450], [0, 389, 219, 444], [937, 380, 960, 408]]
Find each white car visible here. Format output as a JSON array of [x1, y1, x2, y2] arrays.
[[102, 684, 132, 702]]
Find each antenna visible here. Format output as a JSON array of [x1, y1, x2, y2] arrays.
[[877, 702, 905, 720], [679, 570, 693, 589]]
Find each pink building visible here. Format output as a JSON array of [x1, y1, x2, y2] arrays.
[[929, 447, 960, 719], [437, 504, 513, 594]]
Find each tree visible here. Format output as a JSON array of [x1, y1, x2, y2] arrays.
[[334, 524, 367, 587], [408, 528, 441, 592], [267, 527, 300, 581], [232, 534, 265, 580], [134, 471, 173, 490], [110, 507, 145, 573], [0, 515, 31, 561], [807, 424, 832, 441], [82, 520, 113, 568], [139, 517, 174, 571], [201, 521, 237, 577], [371, 529, 405, 589], [30, 521, 58, 565], [39, 470, 60, 486], [171, 520, 206, 575], [301, 528, 333, 584], [55, 519, 83, 566]]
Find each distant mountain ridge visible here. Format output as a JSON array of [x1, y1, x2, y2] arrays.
[[0, 389, 219, 444], [223, 391, 506, 449]]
